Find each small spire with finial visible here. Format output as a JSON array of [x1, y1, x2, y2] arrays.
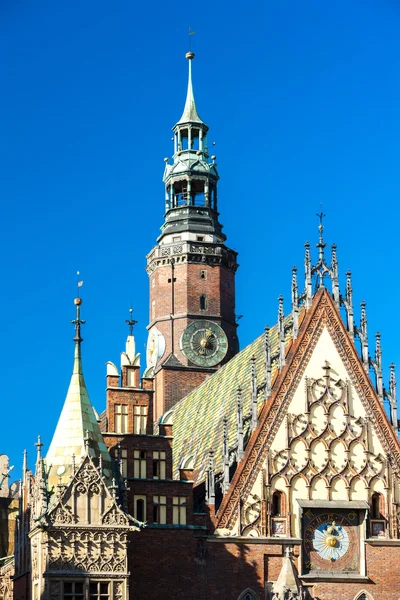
[[222, 416, 230, 494], [344, 270, 354, 338], [250, 355, 258, 431], [236, 387, 244, 461], [278, 296, 285, 368], [389, 363, 398, 434], [35, 435, 43, 464], [125, 306, 138, 336], [264, 325, 272, 399], [331, 244, 340, 305], [84, 430, 90, 454], [375, 333, 384, 403], [359, 300, 369, 370], [291, 267, 299, 339], [316, 209, 326, 263], [206, 449, 215, 506], [304, 242, 312, 308]]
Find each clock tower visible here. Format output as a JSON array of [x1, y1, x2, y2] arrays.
[[146, 52, 239, 421]]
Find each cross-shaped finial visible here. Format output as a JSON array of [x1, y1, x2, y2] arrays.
[[316, 210, 326, 229], [125, 307, 138, 336]]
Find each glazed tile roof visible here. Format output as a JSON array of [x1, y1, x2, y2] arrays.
[[169, 317, 294, 484]]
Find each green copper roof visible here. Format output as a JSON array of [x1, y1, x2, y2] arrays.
[[176, 54, 204, 126], [169, 318, 293, 484], [46, 306, 112, 488]]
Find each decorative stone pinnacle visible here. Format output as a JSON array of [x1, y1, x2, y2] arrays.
[[35, 435, 43, 461]]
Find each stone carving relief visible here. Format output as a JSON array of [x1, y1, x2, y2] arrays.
[[48, 529, 127, 573]]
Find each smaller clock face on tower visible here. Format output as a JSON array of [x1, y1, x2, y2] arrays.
[[302, 510, 360, 574], [180, 320, 228, 367]]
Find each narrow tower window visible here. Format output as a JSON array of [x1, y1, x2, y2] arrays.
[[371, 493, 381, 519], [272, 491, 283, 516], [200, 270, 207, 280], [200, 295, 208, 310]]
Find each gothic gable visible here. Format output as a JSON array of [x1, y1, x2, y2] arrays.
[[216, 290, 400, 534], [47, 455, 130, 528]]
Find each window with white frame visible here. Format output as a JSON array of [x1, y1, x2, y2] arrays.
[[134, 405, 148, 434], [153, 495, 167, 524], [114, 404, 128, 433], [133, 450, 146, 478], [152, 451, 166, 479], [172, 497, 187, 525]]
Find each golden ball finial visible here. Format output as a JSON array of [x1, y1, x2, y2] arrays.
[[74, 297, 82, 306], [164, 157, 169, 163], [186, 51, 195, 60]]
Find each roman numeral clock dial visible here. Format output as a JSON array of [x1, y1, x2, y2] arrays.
[[180, 320, 228, 367]]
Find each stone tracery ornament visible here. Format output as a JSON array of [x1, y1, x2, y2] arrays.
[[270, 363, 386, 493], [240, 493, 262, 536], [217, 293, 400, 531]]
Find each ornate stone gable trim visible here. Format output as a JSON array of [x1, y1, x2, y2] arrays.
[[215, 290, 400, 529], [101, 503, 130, 526]]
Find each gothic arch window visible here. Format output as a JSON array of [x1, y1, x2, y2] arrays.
[[371, 492, 382, 519], [272, 490, 285, 516], [237, 589, 259, 600], [352, 592, 374, 600]]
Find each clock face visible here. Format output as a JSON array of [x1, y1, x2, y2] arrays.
[[180, 320, 228, 367], [146, 327, 166, 368], [303, 510, 359, 573]]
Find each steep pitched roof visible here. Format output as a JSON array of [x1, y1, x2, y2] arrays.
[[169, 315, 296, 484], [215, 289, 400, 529], [45, 315, 112, 488]]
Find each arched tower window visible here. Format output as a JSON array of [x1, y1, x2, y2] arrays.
[[272, 491, 284, 516], [371, 493, 381, 519]]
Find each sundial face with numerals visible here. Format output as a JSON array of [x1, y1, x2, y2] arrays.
[[180, 320, 228, 367], [302, 509, 360, 573]]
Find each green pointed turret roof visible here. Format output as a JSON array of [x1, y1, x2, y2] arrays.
[[176, 52, 204, 126], [45, 298, 112, 488]]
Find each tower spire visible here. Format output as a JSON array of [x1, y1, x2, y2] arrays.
[[46, 296, 113, 487], [177, 52, 204, 126]]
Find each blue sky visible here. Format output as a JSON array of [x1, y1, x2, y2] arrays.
[[1, 0, 399, 478]]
